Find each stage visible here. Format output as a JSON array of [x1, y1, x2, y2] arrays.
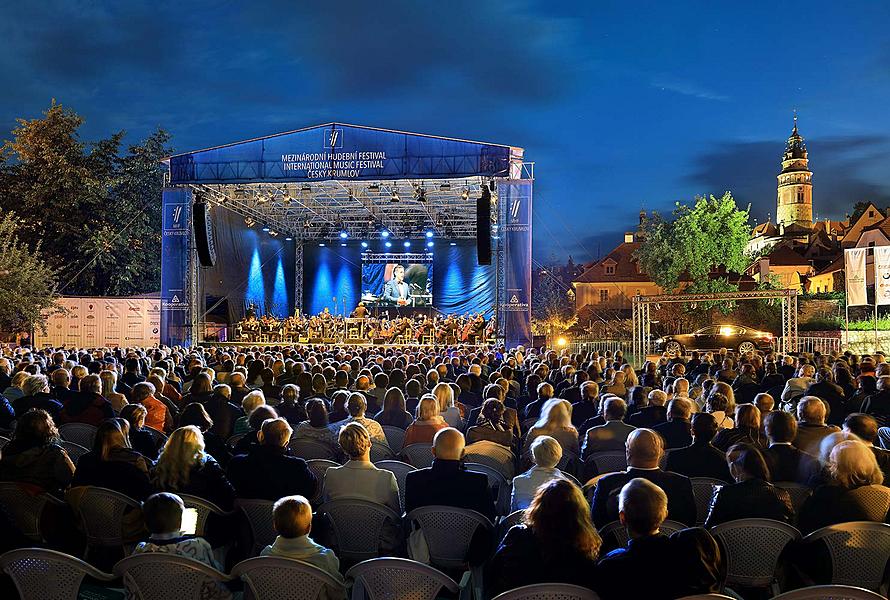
[[200, 341, 496, 350]]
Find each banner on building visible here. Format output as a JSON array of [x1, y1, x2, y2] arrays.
[[874, 246, 890, 306], [35, 297, 160, 348], [845, 247, 868, 306]]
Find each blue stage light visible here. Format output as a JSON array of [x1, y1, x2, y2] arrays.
[[404, 241, 411, 248], [385, 241, 392, 248], [319, 242, 325, 247], [360, 241, 368, 248], [425, 230, 434, 238], [262, 227, 270, 232], [339, 230, 348, 239], [381, 230, 390, 238], [427, 241, 434, 248], [285, 237, 293, 241], [450, 242, 457, 246]]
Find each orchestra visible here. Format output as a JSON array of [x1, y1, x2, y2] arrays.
[[234, 308, 491, 345]]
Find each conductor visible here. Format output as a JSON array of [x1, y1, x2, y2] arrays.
[[382, 264, 411, 306]]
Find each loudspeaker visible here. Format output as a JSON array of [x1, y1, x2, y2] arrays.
[[193, 201, 217, 267], [476, 187, 492, 265]]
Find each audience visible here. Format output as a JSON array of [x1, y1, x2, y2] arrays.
[[323, 422, 399, 512], [0, 408, 75, 495], [665, 412, 732, 482], [511, 436, 566, 511], [793, 396, 841, 457], [72, 418, 153, 501], [581, 397, 635, 458], [133, 492, 221, 569], [652, 398, 693, 449], [524, 398, 580, 457], [403, 396, 449, 446], [466, 398, 515, 447], [373, 387, 413, 429], [342, 394, 386, 443], [762, 410, 820, 484], [152, 425, 236, 511]]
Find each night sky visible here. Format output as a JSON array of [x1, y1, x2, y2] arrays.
[[2, 1, 889, 264]]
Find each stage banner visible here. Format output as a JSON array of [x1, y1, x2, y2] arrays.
[[845, 247, 868, 307], [499, 180, 533, 349], [875, 246, 890, 306], [161, 188, 193, 346]]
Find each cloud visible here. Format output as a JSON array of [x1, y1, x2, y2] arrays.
[[651, 76, 729, 101]]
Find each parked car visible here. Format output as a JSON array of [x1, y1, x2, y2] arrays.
[[654, 324, 774, 355]]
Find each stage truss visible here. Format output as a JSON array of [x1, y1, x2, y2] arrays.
[[631, 289, 799, 361]]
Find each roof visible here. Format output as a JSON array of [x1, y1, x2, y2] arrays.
[[812, 220, 848, 235], [862, 215, 890, 238], [814, 254, 844, 276], [573, 242, 649, 283], [752, 221, 779, 236], [764, 243, 811, 266]]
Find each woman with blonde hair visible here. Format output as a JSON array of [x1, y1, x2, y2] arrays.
[[432, 382, 462, 429], [100, 370, 128, 413], [152, 425, 235, 510], [620, 364, 639, 389], [524, 398, 579, 457], [487, 478, 602, 595], [403, 395, 448, 446]]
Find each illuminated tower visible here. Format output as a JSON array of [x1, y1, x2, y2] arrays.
[[776, 113, 813, 231]]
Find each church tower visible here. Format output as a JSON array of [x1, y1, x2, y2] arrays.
[[775, 114, 813, 232]]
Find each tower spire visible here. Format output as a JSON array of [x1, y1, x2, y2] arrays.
[[792, 109, 798, 135]]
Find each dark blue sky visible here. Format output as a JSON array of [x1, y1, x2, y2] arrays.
[[2, 1, 889, 263]]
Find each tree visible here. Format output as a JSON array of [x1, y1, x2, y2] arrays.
[[0, 211, 59, 333], [635, 192, 752, 294], [532, 267, 574, 330]]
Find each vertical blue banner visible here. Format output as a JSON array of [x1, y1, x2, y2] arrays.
[[500, 181, 533, 348], [160, 188, 192, 347]]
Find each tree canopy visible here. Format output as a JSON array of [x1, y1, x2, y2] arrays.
[[0, 211, 59, 333]]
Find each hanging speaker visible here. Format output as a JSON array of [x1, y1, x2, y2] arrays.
[[476, 187, 492, 265], [193, 201, 217, 267]]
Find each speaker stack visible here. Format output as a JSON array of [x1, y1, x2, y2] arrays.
[[192, 198, 217, 267], [476, 185, 492, 265]]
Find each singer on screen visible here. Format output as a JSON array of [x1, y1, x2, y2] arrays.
[[382, 264, 411, 306]]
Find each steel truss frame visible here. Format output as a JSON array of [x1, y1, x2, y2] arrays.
[[631, 289, 799, 362]]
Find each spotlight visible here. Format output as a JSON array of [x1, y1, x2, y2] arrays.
[[404, 241, 411, 248], [319, 242, 326, 247], [339, 230, 348, 239], [262, 226, 270, 232], [245, 217, 256, 228], [256, 193, 270, 205], [340, 243, 347, 247], [385, 241, 392, 248], [303, 221, 311, 229], [269, 230, 279, 237], [301, 184, 312, 193], [425, 230, 434, 238], [450, 242, 457, 246], [285, 237, 293, 241], [360, 241, 369, 248], [390, 189, 400, 202], [415, 186, 426, 202], [368, 183, 380, 192], [427, 241, 434, 248], [461, 188, 469, 200], [381, 230, 390, 238], [439, 182, 451, 191]]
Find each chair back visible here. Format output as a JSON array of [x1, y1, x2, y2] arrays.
[[369, 440, 395, 463], [113, 553, 231, 600], [289, 438, 338, 461], [178, 493, 234, 538], [305, 459, 340, 505], [236, 498, 277, 555], [556, 450, 580, 477], [771, 584, 887, 599], [318, 499, 401, 562], [464, 441, 516, 479], [0, 548, 114, 600], [0, 435, 9, 449], [401, 443, 434, 468], [346, 557, 460, 600], [599, 519, 686, 549], [231, 556, 346, 600], [226, 432, 247, 451], [0, 482, 61, 542], [689, 477, 724, 526], [406, 506, 493, 571], [68, 486, 140, 549], [584, 451, 627, 478], [497, 510, 526, 542], [465, 462, 511, 516], [58, 423, 97, 448], [773, 482, 813, 517], [710, 518, 801, 590], [382, 426, 406, 452], [376, 460, 416, 513], [491, 582, 600, 600], [843, 485, 890, 522], [59, 440, 89, 465], [801, 521, 890, 592]]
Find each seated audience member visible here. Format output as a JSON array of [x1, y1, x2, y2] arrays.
[[798, 439, 890, 534], [805, 368, 847, 426], [487, 479, 601, 596], [342, 393, 386, 443], [100, 370, 128, 414], [570, 381, 600, 428], [58, 374, 114, 426], [466, 399, 515, 447], [762, 410, 820, 485], [705, 391, 734, 430], [524, 398, 580, 458], [581, 397, 635, 458], [261, 495, 345, 599], [227, 417, 317, 501], [293, 399, 340, 453], [754, 392, 775, 416], [781, 364, 816, 407], [627, 389, 668, 429], [234, 390, 265, 436], [202, 384, 242, 441], [713, 404, 766, 452], [511, 436, 567, 511], [704, 443, 794, 528], [178, 402, 230, 466], [522, 382, 554, 421], [652, 398, 693, 449], [2, 371, 29, 403], [373, 387, 413, 429], [843, 413, 890, 481], [597, 478, 724, 600], [133, 492, 223, 570], [0, 409, 75, 495], [666, 413, 732, 482], [13, 374, 63, 419], [592, 429, 696, 527], [132, 382, 172, 433], [276, 384, 307, 425], [328, 390, 350, 424], [403, 396, 449, 446], [152, 426, 236, 511], [467, 384, 522, 439], [793, 396, 841, 457], [323, 422, 399, 511], [226, 372, 252, 408], [73, 418, 153, 501], [119, 403, 160, 461], [433, 382, 463, 429], [404, 428, 496, 521], [862, 375, 890, 428], [231, 405, 278, 455]]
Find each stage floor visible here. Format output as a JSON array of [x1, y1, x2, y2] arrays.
[[199, 340, 495, 348]]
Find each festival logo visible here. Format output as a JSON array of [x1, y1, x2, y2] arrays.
[[324, 127, 344, 149]]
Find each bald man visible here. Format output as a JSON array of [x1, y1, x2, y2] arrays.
[[591, 428, 696, 528], [404, 428, 496, 521]]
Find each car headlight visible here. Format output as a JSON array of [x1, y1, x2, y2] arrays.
[[655, 337, 664, 344]]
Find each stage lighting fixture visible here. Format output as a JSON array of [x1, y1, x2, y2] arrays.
[[301, 184, 312, 193], [450, 242, 457, 246], [381, 230, 390, 238], [319, 242, 326, 247], [385, 241, 392, 248], [256, 193, 270, 205], [390, 189, 400, 202], [285, 237, 293, 241], [269, 230, 279, 237], [340, 243, 347, 247], [415, 186, 426, 202], [262, 226, 270, 232], [489, 179, 497, 192], [361, 241, 369, 248], [339, 230, 348, 239], [427, 241, 434, 248], [304, 221, 312, 229], [368, 183, 380, 192], [404, 241, 411, 248], [425, 230, 434, 238], [461, 188, 469, 200], [244, 217, 256, 228], [439, 182, 451, 191]]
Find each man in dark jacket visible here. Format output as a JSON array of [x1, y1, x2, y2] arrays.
[[627, 390, 668, 429], [762, 410, 820, 484], [666, 413, 732, 482], [592, 428, 696, 527], [862, 376, 890, 428], [571, 381, 600, 430], [805, 368, 848, 426], [652, 399, 693, 449], [227, 418, 316, 501]]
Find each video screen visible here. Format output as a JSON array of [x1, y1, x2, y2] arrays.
[[361, 258, 433, 307]]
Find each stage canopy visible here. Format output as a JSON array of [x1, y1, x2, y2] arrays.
[[160, 122, 533, 348]]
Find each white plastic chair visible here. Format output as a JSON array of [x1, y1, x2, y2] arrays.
[[690, 477, 724, 526], [178, 493, 236, 538], [59, 440, 89, 465], [710, 518, 801, 595], [318, 499, 401, 562], [465, 462, 511, 516], [346, 557, 462, 600], [0, 548, 114, 600], [464, 441, 516, 479], [771, 584, 887, 599], [598, 519, 686, 549], [584, 451, 627, 478], [306, 458, 340, 505], [800, 521, 890, 593], [58, 423, 97, 448], [289, 438, 339, 461], [67, 486, 141, 559], [113, 553, 233, 600], [382, 426, 406, 452], [0, 482, 65, 543], [491, 582, 600, 600], [236, 498, 277, 555], [0, 435, 10, 449], [496, 510, 526, 542], [376, 460, 416, 513], [401, 443, 434, 468], [231, 556, 347, 600]]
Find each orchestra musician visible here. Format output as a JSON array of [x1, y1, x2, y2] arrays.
[[382, 264, 411, 306], [351, 302, 368, 319]]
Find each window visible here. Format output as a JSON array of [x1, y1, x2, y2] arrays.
[[604, 264, 615, 275], [796, 189, 805, 203], [599, 289, 609, 302], [870, 209, 875, 218]]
